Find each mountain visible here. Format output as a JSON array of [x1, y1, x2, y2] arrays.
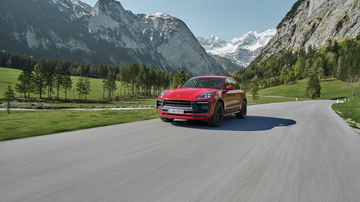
[[209, 55, 242, 73], [197, 29, 276, 68], [197, 35, 227, 51], [261, 0, 360, 59], [0, 0, 224, 75]]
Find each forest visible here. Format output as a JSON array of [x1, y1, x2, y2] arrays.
[[0, 50, 192, 100], [233, 33, 360, 97]]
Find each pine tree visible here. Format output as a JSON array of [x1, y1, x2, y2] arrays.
[[15, 69, 34, 98], [172, 69, 189, 88], [76, 77, 91, 100], [249, 77, 260, 101], [42, 60, 56, 99], [102, 72, 117, 100], [54, 64, 63, 100], [306, 71, 321, 100], [76, 77, 85, 100], [4, 85, 15, 114], [339, 38, 360, 99], [62, 75, 72, 100], [83, 77, 90, 100], [34, 62, 46, 99]]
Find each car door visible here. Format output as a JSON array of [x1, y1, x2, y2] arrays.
[[222, 78, 239, 113], [230, 78, 245, 107]]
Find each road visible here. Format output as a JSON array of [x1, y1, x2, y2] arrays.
[[1, 101, 360, 202]]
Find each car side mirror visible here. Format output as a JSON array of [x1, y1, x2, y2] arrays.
[[177, 84, 182, 88], [225, 85, 234, 90]]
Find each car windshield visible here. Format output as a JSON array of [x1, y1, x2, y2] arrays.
[[181, 78, 223, 89]]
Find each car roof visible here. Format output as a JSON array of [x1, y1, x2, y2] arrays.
[[191, 76, 226, 79]]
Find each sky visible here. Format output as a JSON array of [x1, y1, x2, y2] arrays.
[[81, 0, 297, 40]]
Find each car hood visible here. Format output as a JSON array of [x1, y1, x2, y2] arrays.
[[163, 88, 218, 100]]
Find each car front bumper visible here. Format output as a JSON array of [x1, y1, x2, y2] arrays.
[[156, 99, 215, 120], [157, 109, 213, 120]]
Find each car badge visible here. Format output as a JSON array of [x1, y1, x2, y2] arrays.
[[177, 95, 180, 98]]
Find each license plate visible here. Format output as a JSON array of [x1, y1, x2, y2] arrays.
[[168, 109, 185, 114]]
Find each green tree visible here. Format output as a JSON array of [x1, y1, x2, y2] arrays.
[[54, 64, 64, 99], [249, 77, 260, 101], [76, 77, 91, 100], [33, 63, 46, 99], [356, 32, 360, 41], [102, 72, 117, 100], [339, 38, 360, 99], [306, 71, 321, 100], [4, 85, 15, 114], [43, 60, 56, 99], [129, 63, 140, 96], [83, 77, 90, 100], [172, 69, 190, 88], [15, 69, 34, 98], [76, 77, 85, 100], [62, 75, 72, 100], [293, 58, 306, 79]]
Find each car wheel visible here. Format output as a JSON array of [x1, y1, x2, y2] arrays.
[[236, 100, 247, 119], [161, 117, 174, 122], [208, 102, 224, 127]]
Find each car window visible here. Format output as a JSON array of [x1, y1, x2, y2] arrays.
[[229, 78, 240, 89], [224, 78, 239, 89], [182, 78, 224, 89]]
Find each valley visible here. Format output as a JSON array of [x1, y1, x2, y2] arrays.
[[0, 0, 360, 201]]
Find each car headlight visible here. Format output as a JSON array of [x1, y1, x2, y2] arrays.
[[159, 90, 167, 98], [196, 92, 214, 99]]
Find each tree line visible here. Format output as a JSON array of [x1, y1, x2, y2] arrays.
[[233, 33, 360, 99], [1, 50, 192, 101]]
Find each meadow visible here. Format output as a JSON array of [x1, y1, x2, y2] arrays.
[[1, 67, 359, 140]]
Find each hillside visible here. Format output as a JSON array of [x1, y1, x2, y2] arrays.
[[262, 0, 360, 59], [259, 78, 359, 100], [0, 0, 224, 75]]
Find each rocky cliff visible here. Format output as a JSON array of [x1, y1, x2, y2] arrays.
[[261, 0, 360, 58], [0, 0, 224, 75]]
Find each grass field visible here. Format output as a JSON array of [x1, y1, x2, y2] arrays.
[[0, 67, 139, 100], [0, 67, 21, 98], [259, 78, 359, 100], [0, 109, 158, 141], [333, 99, 360, 129]]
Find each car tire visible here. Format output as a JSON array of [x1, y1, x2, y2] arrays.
[[161, 117, 174, 122], [236, 100, 247, 119], [208, 102, 224, 127]]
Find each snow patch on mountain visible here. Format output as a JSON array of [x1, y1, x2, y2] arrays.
[[146, 12, 174, 20], [50, 0, 91, 19], [25, 27, 40, 49], [197, 29, 276, 67], [197, 35, 227, 51]]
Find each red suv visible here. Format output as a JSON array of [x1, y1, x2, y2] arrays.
[[156, 76, 247, 126]]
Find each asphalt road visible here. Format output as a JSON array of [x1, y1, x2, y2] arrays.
[[1, 101, 360, 202]]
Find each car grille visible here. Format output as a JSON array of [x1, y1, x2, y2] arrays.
[[163, 100, 191, 108], [158, 100, 209, 113]]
